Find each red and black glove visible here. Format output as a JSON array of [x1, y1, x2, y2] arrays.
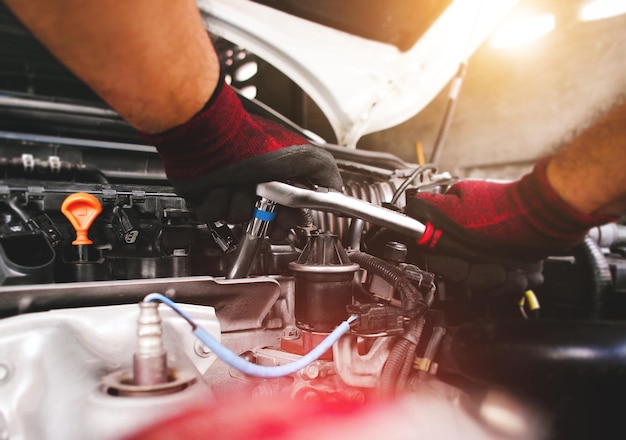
[[400, 158, 615, 297], [407, 157, 614, 259], [139, 77, 342, 233]]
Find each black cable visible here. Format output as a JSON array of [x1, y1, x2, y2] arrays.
[[390, 164, 437, 206], [348, 251, 428, 319], [380, 317, 426, 396], [577, 236, 612, 319], [7, 196, 30, 223]]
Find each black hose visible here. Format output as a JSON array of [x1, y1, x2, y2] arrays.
[[348, 251, 428, 318], [577, 236, 612, 319], [0, 157, 109, 184], [298, 208, 314, 229], [395, 319, 428, 392], [438, 319, 626, 387], [380, 338, 413, 396], [397, 343, 417, 389], [390, 164, 437, 206], [7, 196, 30, 223], [346, 217, 366, 251], [380, 318, 426, 396]]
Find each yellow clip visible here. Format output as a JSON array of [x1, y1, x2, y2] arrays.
[[524, 289, 540, 311], [414, 357, 432, 372]]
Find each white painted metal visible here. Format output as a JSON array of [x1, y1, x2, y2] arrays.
[[198, 0, 518, 146]]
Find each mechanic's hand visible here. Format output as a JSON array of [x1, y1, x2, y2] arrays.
[[406, 157, 614, 260], [366, 224, 544, 298], [393, 157, 614, 297], [139, 77, 342, 237], [409, 246, 544, 299], [172, 143, 340, 238]]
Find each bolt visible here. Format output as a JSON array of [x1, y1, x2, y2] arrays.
[[194, 339, 212, 358], [302, 363, 320, 380], [281, 325, 301, 341]]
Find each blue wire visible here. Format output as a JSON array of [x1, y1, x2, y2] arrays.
[[143, 293, 197, 328], [143, 293, 357, 379]]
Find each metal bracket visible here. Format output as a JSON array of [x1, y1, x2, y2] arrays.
[[333, 334, 395, 388]]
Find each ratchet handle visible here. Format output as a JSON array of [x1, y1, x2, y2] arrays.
[[256, 182, 426, 240]]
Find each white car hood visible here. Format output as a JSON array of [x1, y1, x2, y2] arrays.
[[199, 0, 517, 147]]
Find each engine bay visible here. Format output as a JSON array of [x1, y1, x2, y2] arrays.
[[2, 2, 626, 439], [1, 114, 626, 439]]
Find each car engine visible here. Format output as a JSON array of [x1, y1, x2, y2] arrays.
[[1, 2, 626, 440]]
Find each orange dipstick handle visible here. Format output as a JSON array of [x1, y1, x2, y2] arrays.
[[61, 192, 102, 246]]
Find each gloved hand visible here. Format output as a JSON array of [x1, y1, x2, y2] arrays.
[[397, 158, 615, 297], [139, 77, 342, 236], [365, 223, 545, 298]]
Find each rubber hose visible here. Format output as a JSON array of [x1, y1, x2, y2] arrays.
[[298, 208, 314, 228], [380, 318, 425, 396], [396, 341, 418, 392], [348, 251, 427, 318], [437, 319, 626, 386], [0, 159, 109, 184], [380, 337, 414, 396], [578, 236, 612, 319], [396, 318, 427, 392]]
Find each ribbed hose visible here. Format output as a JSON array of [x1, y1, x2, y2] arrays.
[[0, 159, 109, 184], [578, 236, 612, 319], [298, 208, 314, 228], [396, 343, 417, 391], [395, 320, 427, 392], [348, 251, 428, 319], [311, 180, 396, 238], [380, 318, 426, 396], [380, 338, 413, 396]]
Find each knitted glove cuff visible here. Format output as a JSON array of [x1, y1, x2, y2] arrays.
[[517, 156, 616, 245], [138, 80, 306, 181]]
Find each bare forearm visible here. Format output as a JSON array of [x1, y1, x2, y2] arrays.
[[5, 0, 219, 133], [547, 99, 626, 216]]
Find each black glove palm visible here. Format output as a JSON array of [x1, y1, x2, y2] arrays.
[[139, 79, 342, 234]]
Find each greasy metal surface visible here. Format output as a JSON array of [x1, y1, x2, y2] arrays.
[[333, 334, 395, 388]]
